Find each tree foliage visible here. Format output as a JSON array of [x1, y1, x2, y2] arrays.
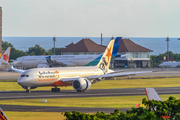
[[28, 44, 46, 55], [150, 51, 180, 67], [2, 41, 64, 60], [64, 96, 180, 120]]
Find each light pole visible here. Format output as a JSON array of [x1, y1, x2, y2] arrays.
[[53, 37, 56, 55], [166, 37, 170, 62]]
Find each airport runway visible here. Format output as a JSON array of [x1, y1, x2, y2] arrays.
[[0, 104, 128, 113], [1, 87, 180, 100], [0, 87, 180, 113]]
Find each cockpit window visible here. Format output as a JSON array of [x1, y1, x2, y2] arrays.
[[21, 75, 25, 77], [21, 75, 29, 77]]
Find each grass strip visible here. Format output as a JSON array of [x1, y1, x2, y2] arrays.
[[1, 94, 180, 108], [4, 111, 65, 120], [0, 79, 17, 82], [0, 78, 180, 91]]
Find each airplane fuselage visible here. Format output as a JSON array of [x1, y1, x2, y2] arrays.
[[18, 66, 104, 88], [0, 63, 9, 70], [15, 55, 101, 68], [159, 62, 180, 68]]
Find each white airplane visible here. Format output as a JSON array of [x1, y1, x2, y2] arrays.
[[159, 62, 180, 68], [0, 108, 8, 120], [12, 38, 152, 93], [14, 37, 123, 68], [0, 47, 11, 70]]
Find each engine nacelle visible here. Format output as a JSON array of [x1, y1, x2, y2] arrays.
[[72, 78, 91, 91], [37, 64, 51, 68]]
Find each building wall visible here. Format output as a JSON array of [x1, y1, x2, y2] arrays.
[[113, 52, 151, 68], [114, 60, 151, 68], [117, 52, 150, 59]]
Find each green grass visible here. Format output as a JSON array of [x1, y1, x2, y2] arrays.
[[1, 78, 180, 91], [1, 94, 180, 108], [3, 94, 180, 120], [4, 111, 65, 120]]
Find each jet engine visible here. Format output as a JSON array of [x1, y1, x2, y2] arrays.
[[72, 78, 91, 92], [37, 64, 52, 68]]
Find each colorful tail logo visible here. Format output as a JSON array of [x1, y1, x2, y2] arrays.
[[0, 47, 11, 64], [3, 54, 9, 61], [0, 108, 8, 120], [96, 39, 115, 73]]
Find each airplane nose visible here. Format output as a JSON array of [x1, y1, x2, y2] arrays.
[[18, 78, 25, 86]]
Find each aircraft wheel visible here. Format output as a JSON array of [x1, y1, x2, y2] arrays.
[[77, 90, 83, 92], [26, 90, 31, 93], [51, 88, 55, 92], [57, 88, 60, 92]]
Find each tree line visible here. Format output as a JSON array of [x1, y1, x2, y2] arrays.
[[63, 96, 180, 120], [2, 41, 63, 60], [150, 51, 180, 67]]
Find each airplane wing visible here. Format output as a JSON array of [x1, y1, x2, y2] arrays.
[[61, 71, 152, 83], [11, 66, 26, 74], [87, 71, 152, 79], [144, 88, 162, 101], [45, 56, 67, 67]]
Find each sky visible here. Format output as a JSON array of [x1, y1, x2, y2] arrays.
[[0, 0, 180, 37]]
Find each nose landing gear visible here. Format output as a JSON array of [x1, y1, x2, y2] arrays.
[[51, 87, 60, 92], [26, 87, 31, 93]]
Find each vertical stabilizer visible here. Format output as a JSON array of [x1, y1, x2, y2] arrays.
[[112, 37, 122, 56], [0, 47, 11, 64], [96, 39, 115, 70], [144, 88, 162, 101]]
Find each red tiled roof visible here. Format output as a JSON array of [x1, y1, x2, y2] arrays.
[[118, 39, 153, 52], [61, 38, 106, 52], [65, 42, 74, 48], [62, 38, 153, 52]]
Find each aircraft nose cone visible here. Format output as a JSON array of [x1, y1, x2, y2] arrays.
[[18, 78, 25, 86]]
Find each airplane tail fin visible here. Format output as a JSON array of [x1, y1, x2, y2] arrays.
[[0, 47, 11, 64], [96, 39, 115, 70], [144, 88, 162, 101], [0, 108, 8, 120], [112, 37, 122, 56]]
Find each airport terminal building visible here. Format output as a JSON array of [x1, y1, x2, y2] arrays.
[[61, 38, 153, 68]]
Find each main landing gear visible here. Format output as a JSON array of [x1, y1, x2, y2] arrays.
[[77, 90, 85, 92], [51, 87, 60, 92], [26, 87, 31, 93]]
